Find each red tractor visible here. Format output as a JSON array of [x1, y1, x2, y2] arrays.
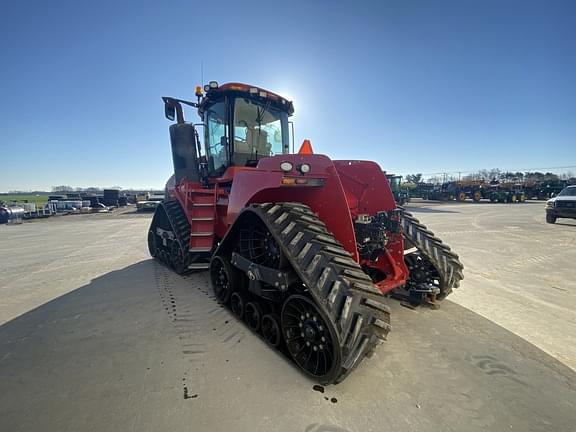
[[148, 81, 463, 384]]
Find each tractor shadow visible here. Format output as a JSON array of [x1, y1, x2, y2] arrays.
[[1, 260, 575, 432]]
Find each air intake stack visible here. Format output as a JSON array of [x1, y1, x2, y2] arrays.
[[169, 123, 200, 184]]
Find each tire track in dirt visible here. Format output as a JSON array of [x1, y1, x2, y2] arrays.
[[154, 264, 248, 399], [154, 263, 206, 399], [181, 272, 247, 348], [476, 253, 556, 280]]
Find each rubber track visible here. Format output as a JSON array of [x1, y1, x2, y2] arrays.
[[247, 203, 391, 384], [157, 200, 192, 272], [400, 208, 464, 299]]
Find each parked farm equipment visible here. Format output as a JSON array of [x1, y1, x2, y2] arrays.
[[415, 180, 525, 203], [148, 81, 464, 384], [385, 174, 410, 205]]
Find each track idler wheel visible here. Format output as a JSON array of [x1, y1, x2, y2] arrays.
[[210, 256, 236, 304], [281, 295, 340, 382], [261, 314, 282, 348], [230, 292, 245, 319], [245, 301, 264, 332]]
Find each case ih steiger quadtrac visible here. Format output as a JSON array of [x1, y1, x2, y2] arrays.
[[148, 81, 464, 384]]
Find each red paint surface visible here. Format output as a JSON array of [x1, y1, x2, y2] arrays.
[[173, 154, 408, 294]]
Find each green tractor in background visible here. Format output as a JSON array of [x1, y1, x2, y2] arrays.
[[386, 174, 410, 205], [488, 182, 526, 203]]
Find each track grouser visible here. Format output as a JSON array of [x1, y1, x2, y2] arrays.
[[148, 81, 464, 384]]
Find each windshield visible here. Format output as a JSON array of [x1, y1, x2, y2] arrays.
[[232, 97, 289, 166], [204, 102, 228, 176], [558, 187, 576, 197]]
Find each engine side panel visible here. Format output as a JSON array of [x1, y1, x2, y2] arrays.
[[333, 160, 409, 293], [332, 160, 397, 215]]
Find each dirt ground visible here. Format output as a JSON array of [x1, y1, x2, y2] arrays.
[[407, 200, 576, 370], [0, 203, 575, 432]]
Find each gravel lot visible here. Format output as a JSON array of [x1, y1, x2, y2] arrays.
[[0, 203, 575, 432]]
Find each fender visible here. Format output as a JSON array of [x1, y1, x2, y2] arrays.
[[227, 154, 360, 261]]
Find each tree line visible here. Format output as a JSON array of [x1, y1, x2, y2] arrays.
[[404, 170, 575, 184]]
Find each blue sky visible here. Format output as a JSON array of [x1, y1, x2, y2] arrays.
[[1, 0, 575, 191]]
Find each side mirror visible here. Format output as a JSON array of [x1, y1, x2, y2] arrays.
[[165, 102, 175, 121]]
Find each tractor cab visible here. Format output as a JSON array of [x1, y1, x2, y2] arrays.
[[386, 174, 402, 193], [163, 82, 294, 183], [199, 82, 293, 176]]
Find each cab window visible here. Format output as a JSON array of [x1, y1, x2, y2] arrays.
[[205, 102, 228, 176]]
